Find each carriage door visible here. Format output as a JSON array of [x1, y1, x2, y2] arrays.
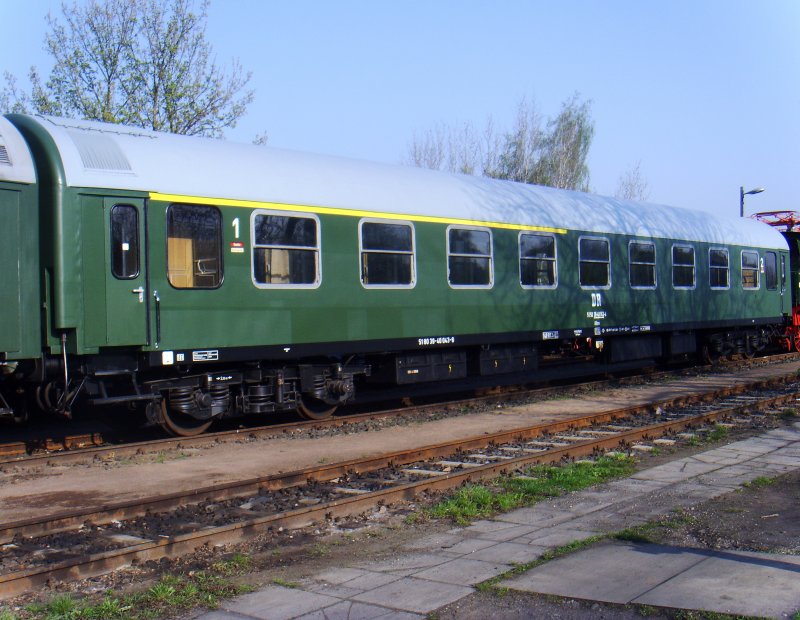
[[104, 197, 148, 345], [781, 254, 787, 314]]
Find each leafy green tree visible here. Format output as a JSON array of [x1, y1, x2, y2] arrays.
[[3, 0, 253, 137]]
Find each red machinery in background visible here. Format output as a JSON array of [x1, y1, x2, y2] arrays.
[[752, 211, 800, 351]]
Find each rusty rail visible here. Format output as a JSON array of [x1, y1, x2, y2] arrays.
[[0, 382, 797, 599]]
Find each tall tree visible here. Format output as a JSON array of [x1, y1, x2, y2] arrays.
[[535, 93, 593, 191], [486, 98, 545, 184], [407, 93, 594, 192], [3, 0, 253, 137]]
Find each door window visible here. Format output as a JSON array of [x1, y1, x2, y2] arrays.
[[111, 204, 140, 280]]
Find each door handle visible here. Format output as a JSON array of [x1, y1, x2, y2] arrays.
[[132, 286, 145, 302]]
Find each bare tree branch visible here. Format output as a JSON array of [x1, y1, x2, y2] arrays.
[[407, 93, 594, 192], [615, 160, 651, 201]]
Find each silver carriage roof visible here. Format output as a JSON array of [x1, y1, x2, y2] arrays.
[[0, 116, 36, 184], [19, 114, 787, 250]]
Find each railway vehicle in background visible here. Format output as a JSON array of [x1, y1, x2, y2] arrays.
[[751, 211, 800, 352], [0, 114, 790, 435]]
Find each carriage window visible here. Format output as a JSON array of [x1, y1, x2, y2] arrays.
[[741, 250, 759, 289], [167, 204, 222, 289], [111, 204, 139, 280], [251, 212, 319, 287], [629, 241, 656, 289], [765, 251, 777, 290], [672, 245, 695, 289], [448, 227, 493, 287], [709, 248, 729, 289], [360, 220, 415, 287], [520, 233, 557, 288], [579, 237, 610, 288]]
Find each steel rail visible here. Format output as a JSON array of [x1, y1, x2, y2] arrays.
[[0, 375, 793, 545], [0, 386, 797, 599], [2, 353, 797, 466]]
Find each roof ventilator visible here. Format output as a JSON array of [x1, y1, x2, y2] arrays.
[[67, 129, 132, 172]]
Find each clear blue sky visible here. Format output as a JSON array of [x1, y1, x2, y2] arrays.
[[3, 0, 799, 218]]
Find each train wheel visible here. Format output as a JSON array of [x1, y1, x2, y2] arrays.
[[701, 344, 717, 365], [157, 399, 213, 437], [297, 394, 337, 421]]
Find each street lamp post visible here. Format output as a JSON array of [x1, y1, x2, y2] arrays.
[[740, 186, 765, 217]]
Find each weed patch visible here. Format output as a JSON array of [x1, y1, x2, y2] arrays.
[[778, 407, 797, 420], [706, 425, 729, 443], [21, 564, 253, 619], [428, 454, 635, 525], [743, 476, 775, 489]]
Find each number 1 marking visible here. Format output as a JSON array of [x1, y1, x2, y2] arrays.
[[232, 217, 240, 239]]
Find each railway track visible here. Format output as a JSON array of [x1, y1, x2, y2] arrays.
[[2, 352, 797, 466], [1, 374, 798, 600]]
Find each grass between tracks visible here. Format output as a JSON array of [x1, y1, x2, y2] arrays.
[[413, 453, 637, 526]]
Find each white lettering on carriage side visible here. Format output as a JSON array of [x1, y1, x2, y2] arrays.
[[418, 336, 455, 346], [542, 331, 559, 340], [192, 350, 219, 362]]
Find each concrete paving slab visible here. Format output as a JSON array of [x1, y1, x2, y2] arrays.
[[607, 501, 677, 522], [302, 570, 402, 599], [550, 512, 631, 533], [601, 477, 671, 494], [295, 600, 423, 620], [351, 576, 473, 613], [467, 541, 548, 565], [631, 459, 721, 482], [491, 508, 575, 528], [312, 567, 373, 585], [694, 466, 765, 487], [544, 495, 616, 516], [437, 536, 498, 556], [358, 552, 450, 576], [525, 527, 602, 548], [412, 557, 511, 585], [634, 548, 800, 618], [339, 571, 403, 592], [220, 585, 341, 620], [724, 441, 784, 455], [502, 541, 706, 604], [468, 522, 547, 541], [699, 446, 755, 460], [403, 532, 464, 551], [301, 582, 368, 600], [193, 612, 252, 620], [763, 427, 800, 440], [460, 519, 523, 535], [752, 454, 800, 467], [691, 451, 751, 466]]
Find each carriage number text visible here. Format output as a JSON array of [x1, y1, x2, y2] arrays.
[[418, 336, 456, 346]]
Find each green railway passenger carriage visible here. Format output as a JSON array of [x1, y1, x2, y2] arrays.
[[0, 114, 791, 435]]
